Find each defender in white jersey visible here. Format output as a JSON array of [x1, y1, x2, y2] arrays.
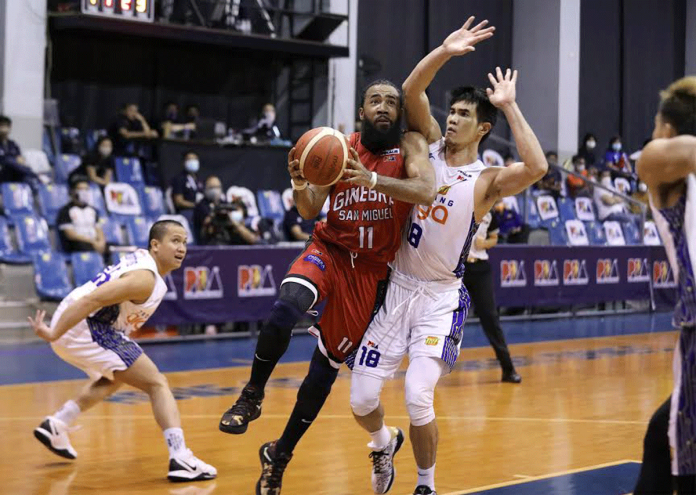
[[28, 220, 216, 483], [349, 18, 547, 495]]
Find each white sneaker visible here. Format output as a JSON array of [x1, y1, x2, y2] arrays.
[[168, 449, 217, 482], [369, 426, 405, 494], [33, 416, 78, 460]]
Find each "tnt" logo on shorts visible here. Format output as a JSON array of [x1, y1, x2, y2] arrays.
[[425, 336, 439, 346]]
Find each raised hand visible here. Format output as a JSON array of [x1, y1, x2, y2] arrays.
[[28, 309, 54, 342], [442, 16, 496, 57], [486, 67, 518, 108]]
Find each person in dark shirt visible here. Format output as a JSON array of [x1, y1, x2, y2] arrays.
[[0, 115, 38, 184], [170, 151, 203, 227], [159, 102, 196, 140], [535, 150, 562, 198], [577, 132, 597, 167], [283, 198, 319, 241], [57, 176, 106, 254], [108, 103, 158, 156], [194, 175, 258, 246], [70, 136, 115, 187], [493, 199, 530, 244]]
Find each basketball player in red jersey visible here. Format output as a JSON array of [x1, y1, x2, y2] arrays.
[[219, 80, 436, 494]]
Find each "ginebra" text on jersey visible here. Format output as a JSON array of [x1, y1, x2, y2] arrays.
[[333, 186, 395, 211]]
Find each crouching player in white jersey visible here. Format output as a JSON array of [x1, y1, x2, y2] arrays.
[[349, 18, 547, 495], [28, 220, 216, 483]]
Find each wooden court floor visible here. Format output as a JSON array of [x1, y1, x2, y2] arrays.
[[0, 331, 677, 495]]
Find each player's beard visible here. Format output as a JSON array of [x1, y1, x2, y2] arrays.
[[360, 117, 402, 154]]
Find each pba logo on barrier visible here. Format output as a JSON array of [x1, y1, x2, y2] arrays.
[[627, 258, 650, 283], [596, 259, 620, 284], [184, 266, 223, 300], [534, 259, 559, 286], [653, 260, 677, 289], [238, 264, 277, 297], [500, 260, 527, 287], [563, 259, 589, 285]]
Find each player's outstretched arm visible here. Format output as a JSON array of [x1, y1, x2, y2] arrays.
[[287, 147, 331, 219], [637, 136, 696, 190], [482, 68, 547, 204], [402, 16, 495, 144], [343, 132, 436, 205], [28, 270, 156, 342]]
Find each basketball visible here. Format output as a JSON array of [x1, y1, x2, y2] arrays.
[[294, 127, 349, 187]]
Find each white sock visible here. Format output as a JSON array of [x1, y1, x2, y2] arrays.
[[53, 400, 81, 425], [369, 424, 392, 450], [164, 427, 187, 457], [417, 464, 435, 490]]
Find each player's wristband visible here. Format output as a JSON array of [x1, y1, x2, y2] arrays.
[[291, 179, 308, 191], [368, 171, 378, 189]]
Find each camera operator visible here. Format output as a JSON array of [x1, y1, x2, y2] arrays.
[[194, 176, 259, 245]]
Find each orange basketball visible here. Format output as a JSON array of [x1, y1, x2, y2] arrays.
[[294, 127, 349, 187]]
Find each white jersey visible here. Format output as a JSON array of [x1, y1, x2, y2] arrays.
[[59, 249, 167, 335], [391, 138, 485, 282]]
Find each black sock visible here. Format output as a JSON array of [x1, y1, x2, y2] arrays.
[[248, 322, 292, 391], [275, 348, 338, 455], [634, 397, 673, 495]]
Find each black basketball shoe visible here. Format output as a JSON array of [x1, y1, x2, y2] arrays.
[[219, 384, 264, 434], [256, 441, 292, 495], [414, 486, 437, 494]]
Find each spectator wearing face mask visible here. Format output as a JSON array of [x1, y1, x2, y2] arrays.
[[243, 103, 281, 141], [57, 176, 106, 254], [566, 155, 590, 198], [71, 136, 115, 187], [170, 151, 203, 224], [492, 199, 530, 244], [577, 132, 597, 166], [195, 176, 259, 246], [603, 136, 632, 175], [593, 170, 632, 222], [159, 102, 196, 140], [0, 115, 40, 184], [109, 103, 158, 156]]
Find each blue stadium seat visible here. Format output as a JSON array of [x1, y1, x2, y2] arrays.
[[71, 251, 105, 287], [557, 197, 576, 222], [256, 190, 285, 224], [99, 216, 125, 246], [0, 217, 31, 264], [37, 184, 69, 226], [525, 196, 541, 229], [15, 215, 51, 256], [547, 220, 569, 246], [1, 182, 35, 217], [87, 183, 107, 217], [33, 251, 73, 301], [114, 157, 145, 187], [622, 221, 641, 245], [585, 221, 607, 246], [84, 129, 107, 152], [110, 251, 132, 266], [54, 154, 82, 184], [140, 186, 165, 221], [125, 216, 152, 247]]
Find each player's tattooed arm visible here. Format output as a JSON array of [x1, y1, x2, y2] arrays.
[[402, 16, 495, 144], [343, 133, 436, 205], [28, 270, 156, 342], [287, 147, 331, 220], [477, 68, 546, 219], [637, 136, 696, 190]]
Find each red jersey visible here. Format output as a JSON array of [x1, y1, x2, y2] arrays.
[[313, 132, 412, 264]]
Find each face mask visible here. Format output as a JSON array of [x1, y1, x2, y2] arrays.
[[601, 177, 612, 187], [185, 159, 200, 173], [586, 140, 596, 150], [98, 146, 112, 157], [638, 182, 648, 193], [205, 187, 222, 202], [612, 143, 622, 152], [576, 165, 586, 172], [230, 210, 244, 223], [76, 189, 91, 204], [263, 111, 276, 122]]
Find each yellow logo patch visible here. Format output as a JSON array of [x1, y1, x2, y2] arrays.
[[425, 336, 439, 346]]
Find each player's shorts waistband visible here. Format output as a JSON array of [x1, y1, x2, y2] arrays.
[[389, 269, 462, 293]]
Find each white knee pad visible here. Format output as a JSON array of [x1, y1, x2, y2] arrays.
[[350, 373, 384, 417], [404, 357, 445, 426]]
